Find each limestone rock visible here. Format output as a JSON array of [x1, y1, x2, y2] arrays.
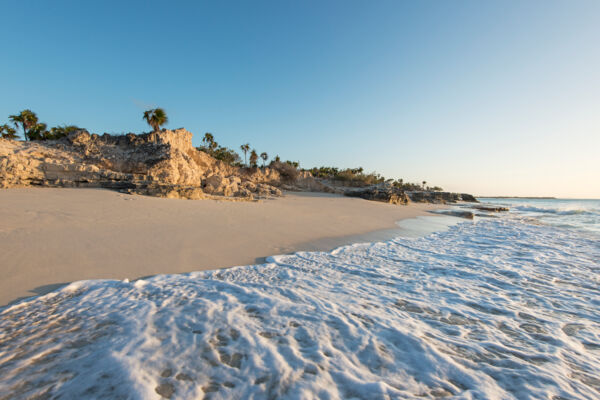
[[0, 129, 282, 200], [344, 186, 477, 206], [344, 186, 410, 205]]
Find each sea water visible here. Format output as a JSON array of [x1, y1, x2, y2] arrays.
[[0, 199, 598, 399]]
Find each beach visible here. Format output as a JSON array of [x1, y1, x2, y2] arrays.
[[0, 188, 441, 305], [1, 197, 598, 399]]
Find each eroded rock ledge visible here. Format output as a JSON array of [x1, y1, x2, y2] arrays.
[[0, 129, 282, 200]]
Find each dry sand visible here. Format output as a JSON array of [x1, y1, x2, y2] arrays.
[[0, 188, 442, 305]]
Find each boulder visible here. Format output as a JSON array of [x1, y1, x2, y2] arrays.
[[204, 175, 225, 191]]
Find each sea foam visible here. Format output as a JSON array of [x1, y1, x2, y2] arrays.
[[1, 214, 599, 399]]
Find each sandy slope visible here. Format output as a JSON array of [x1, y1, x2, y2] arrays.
[[0, 188, 440, 305]]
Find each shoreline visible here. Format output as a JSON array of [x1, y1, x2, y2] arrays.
[[0, 188, 450, 306]]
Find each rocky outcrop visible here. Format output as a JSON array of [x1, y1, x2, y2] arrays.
[[473, 205, 509, 212], [287, 173, 344, 194], [343, 185, 477, 205], [0, 130, 281, 200], [431, 209, 475, 219], [460, 193, 478, 202], [405, 191, 478, 203], [344, 186, 410, 205]]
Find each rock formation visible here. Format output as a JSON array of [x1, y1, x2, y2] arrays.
[[343, 184, 478, 205], [344, 186, 410, 205], [0, 130, 479, 204], [0, 129, 281, 200]]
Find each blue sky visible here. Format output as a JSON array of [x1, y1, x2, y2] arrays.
[[1, 0, 599, 197]]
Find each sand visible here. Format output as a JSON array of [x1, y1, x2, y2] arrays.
[[0, 188, 442, 305]]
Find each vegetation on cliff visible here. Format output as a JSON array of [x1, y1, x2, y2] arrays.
[[2, 108, 450, 196], [0, 124, 18, 139], [4, 110, 83, 141], [197, 133, 241, 165]]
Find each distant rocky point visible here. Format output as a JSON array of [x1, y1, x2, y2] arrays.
[[0, 129, 478, 204]]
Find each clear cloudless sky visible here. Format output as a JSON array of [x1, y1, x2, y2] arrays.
[[1, 0, 599, 198]]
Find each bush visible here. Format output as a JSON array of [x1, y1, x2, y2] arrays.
[[270, 161, 299, 182], [212, 147, 241, 165], [197, 145, 241, 166], [306, 166, 384, 186], [0, 124, 19, 139], [46, 125, 83, 140]]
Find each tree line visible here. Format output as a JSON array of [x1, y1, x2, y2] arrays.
[[0, 107, 170, 141]]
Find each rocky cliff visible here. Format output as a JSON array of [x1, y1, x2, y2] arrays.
[[0, 130, 478, 204], [0, 129, 282, 200]]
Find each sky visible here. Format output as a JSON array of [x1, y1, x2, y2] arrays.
[[1, 0, 598, 198]]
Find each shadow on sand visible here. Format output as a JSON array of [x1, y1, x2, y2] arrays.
[[6, 282, 70, 307]]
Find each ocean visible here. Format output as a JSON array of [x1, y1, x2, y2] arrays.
[[1, 199, 599, 399]]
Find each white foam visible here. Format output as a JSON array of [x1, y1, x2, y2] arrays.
[[1, 218, 599, 399]]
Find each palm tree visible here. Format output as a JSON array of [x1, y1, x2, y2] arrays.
[[422, 181, 427, 191], [202, 132, 214, 146], [249, 149, 258, 168], [9, 109, 38, 141], [48, 125, 82, 140], [260, 152, 268, 168], [240, 143, 250, 166], [0, 124, 19, 139], [28, 123, 48, 141], [143, 108, 168, 132], [202, 132, 218, 153]]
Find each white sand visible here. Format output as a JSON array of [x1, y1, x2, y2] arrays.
[[0, 188, 441, 305]]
